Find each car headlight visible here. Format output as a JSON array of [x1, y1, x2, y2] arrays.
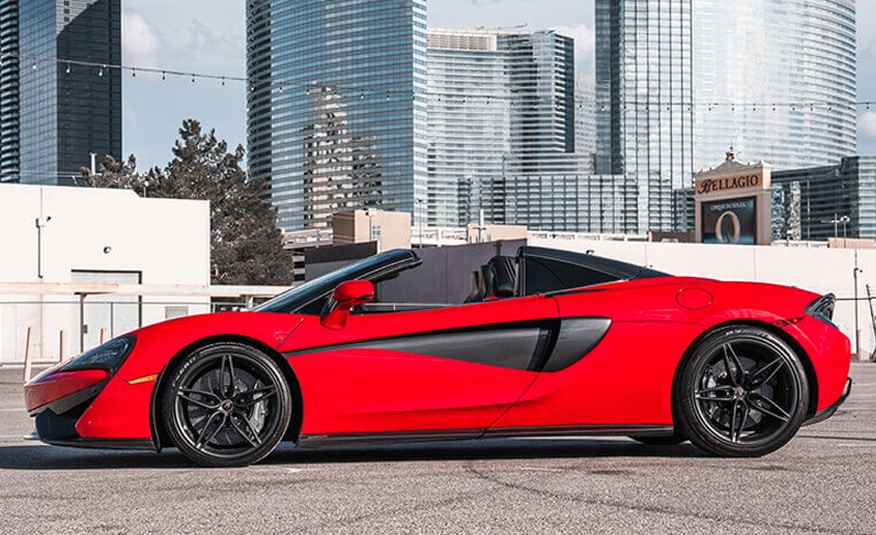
[[61, 334, 136, 374], [806, 293, 837, 328]]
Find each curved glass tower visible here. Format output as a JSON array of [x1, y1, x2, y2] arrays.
[[692, 0, 856, 172], [246, 0, 428, 231], [596, 0, 857, 233]]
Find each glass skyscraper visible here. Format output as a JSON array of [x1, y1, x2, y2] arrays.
[[0, 0, 121, 185], [426, 28, 585, 228], [246, 0, 428, 231], [772, 156, 876, 241], [426, 29, 511, 227], [596, 0, 694, 233], [596, 0, 857, 233]]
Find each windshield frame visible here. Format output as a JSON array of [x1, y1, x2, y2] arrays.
[[252, 249, 421, 314]]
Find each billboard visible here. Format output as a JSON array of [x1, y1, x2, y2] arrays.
[[701, 196, 756, 245]]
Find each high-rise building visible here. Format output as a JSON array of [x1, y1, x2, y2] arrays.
[[246, 0, 428, 231], [575, 75, 596, 167], [596, 0, 857, 233], [426, 28, 586, 228], [0, 0, 121, 185], [595, 0, 694, 233], [772, 156, 876, 241], [425, 29, 511, 227]]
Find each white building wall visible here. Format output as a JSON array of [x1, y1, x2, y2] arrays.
[[531, 237, 874, 358], [0, 184, 211, 364]]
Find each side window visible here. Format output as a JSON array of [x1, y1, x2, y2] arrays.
[[298, 297, 330, 316], [523, 258, 619, 295]]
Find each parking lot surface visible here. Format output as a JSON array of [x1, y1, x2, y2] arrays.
[[1, 364, 874, 535]]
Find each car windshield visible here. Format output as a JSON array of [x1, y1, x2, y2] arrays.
[[252, 249, 419, 314]]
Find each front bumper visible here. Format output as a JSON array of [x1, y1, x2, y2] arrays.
[[25, 368, 156, 450], [803, 377, 852, 427], [35, 403, 154, 450]]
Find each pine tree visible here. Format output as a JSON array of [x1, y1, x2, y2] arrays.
[[84, 119, 295, 286]]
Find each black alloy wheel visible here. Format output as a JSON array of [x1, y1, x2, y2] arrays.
[[162, 343, 292, 467], [676, 326, 809, 457]]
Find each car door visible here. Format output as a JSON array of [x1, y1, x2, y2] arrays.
[[280, 294, 559, 441]]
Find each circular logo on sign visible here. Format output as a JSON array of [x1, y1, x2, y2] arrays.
[[715, 211, 741, 244]]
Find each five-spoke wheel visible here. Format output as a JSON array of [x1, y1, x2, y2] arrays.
[[161, 343, 292, 467], [676, 326, 809, 457]]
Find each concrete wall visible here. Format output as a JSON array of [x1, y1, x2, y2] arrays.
[[531, 236, 875, 357], [0, 184, 211, 364]]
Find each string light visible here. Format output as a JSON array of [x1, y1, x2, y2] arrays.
[[1, 52, 873, 112]]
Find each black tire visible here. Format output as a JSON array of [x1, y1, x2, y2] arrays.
[[676, 326, 809, 457], [629, 433, 687, 446], [161, 342, 292, 467]]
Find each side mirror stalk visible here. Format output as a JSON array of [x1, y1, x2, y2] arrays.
[[321, 280, 375, 329]]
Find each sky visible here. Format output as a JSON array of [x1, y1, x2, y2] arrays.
[[121, 0, 875, 172]]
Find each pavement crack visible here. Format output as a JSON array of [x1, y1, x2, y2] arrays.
[[306, 486, 495, 533], [462, 463, 870, 535]]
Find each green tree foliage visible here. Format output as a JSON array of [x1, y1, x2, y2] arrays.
[[85, 119, 295, 286]]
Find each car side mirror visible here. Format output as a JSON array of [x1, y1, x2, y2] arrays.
[[321, 280, 374, 329]]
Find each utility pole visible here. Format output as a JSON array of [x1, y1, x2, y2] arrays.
[[854, 250, 862, 360]]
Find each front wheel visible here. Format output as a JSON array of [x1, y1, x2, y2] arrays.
[[161, 343, 292, 467], [675, 326, 809, 457]]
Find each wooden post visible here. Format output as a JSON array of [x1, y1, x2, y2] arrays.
[[99, 328, 107, 345], [23, 326, 34, 383], [59, 329, 67, 362]]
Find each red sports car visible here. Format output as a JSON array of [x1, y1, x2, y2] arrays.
[[24, 246, 852, 466]]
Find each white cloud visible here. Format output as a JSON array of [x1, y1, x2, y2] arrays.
[[860, 112, 876, 142], [867, 40, 876, 62], [122, 12, 160, 69], [553, 23, 594, 72], [179, 19, 244, 73]]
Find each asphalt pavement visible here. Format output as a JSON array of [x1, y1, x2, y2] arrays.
[[0, 364, 874, 535]]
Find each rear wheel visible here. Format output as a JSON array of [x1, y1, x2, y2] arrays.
[[161, 343, 292, 467], [676, 326, 809, 457]]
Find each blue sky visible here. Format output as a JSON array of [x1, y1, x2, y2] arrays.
[[121, 0, 875, 172]]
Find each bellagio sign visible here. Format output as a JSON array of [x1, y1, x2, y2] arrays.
[[695, 173, 762, 195], [693, 151, 772, 246]]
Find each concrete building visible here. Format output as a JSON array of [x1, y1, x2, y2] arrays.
[[332, 209, 412, 253], [0, 184, 210, 364], [0, 0, 121, 185], [246, 0, 428, 231], [596, 0, 857, 233]]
